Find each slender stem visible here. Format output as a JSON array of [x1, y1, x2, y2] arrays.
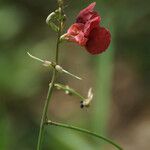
[[27, 52, 44, 63], [62, 69, 82, 80], [54, 83, 85, 100], [56, 9, 62, 64], [36, 70, 56, 150], [46, 120, 123, 150], [56, 30, 61, 64], [36, 8, 62, 150]]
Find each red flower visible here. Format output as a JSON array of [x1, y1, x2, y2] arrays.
[[65, 23, 87, 46], [64, 2, 111, 55]]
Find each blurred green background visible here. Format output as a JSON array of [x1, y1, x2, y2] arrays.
[[0, 0, 149, 149]]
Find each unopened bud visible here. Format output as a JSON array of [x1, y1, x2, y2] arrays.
[[43, 61, 52, 67], [62, 14, 67, 21], [58, 0, 63, 6], [55, 65, 63, 73], [65, 85, 70, 95], [65, 90, 70, 95]]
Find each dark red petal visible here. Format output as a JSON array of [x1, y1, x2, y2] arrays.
[[76, 2, 96, 24], [84, 16, 100, 37], [85, 27, 111, 55], [90, 11, 100, 19], [77, 2, 96, 18]]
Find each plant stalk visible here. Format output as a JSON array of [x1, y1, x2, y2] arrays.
[[36, 12, 62, 150], [46, 120, 123, 150]]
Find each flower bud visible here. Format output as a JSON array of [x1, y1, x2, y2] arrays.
[[65, 85, 71, 95], [43, 61, 52, 67], [55, 65, 63, 73], [57, 0, 64, 6], [62, 14, 67, 22]]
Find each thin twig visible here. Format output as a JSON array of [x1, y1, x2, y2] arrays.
[[62, 69, 82, 80], [46, 120, 123, 150], [27, 52, 44, 63]]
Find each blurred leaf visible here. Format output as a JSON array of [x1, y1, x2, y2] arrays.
[[0, 6, 26, 41], [49, 128, 94, 150], [0, 115, 11, 150]]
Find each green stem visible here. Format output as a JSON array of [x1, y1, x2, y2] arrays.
[[54, 83, 85, 100], [46, 120, 123, 150], [36, 70, 56, 150], [36, 12, 62, 150]]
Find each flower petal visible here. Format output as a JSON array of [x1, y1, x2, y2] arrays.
[[67, 23, 84, 34], [76, 2, 96, 24], [84, 16, 100, 37], [74, 31, 88, 46], [85, 27, 111, 54], [66, 23, 87, 46]]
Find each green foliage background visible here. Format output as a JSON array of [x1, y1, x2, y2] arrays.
[[0, 0, 149, 149]]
